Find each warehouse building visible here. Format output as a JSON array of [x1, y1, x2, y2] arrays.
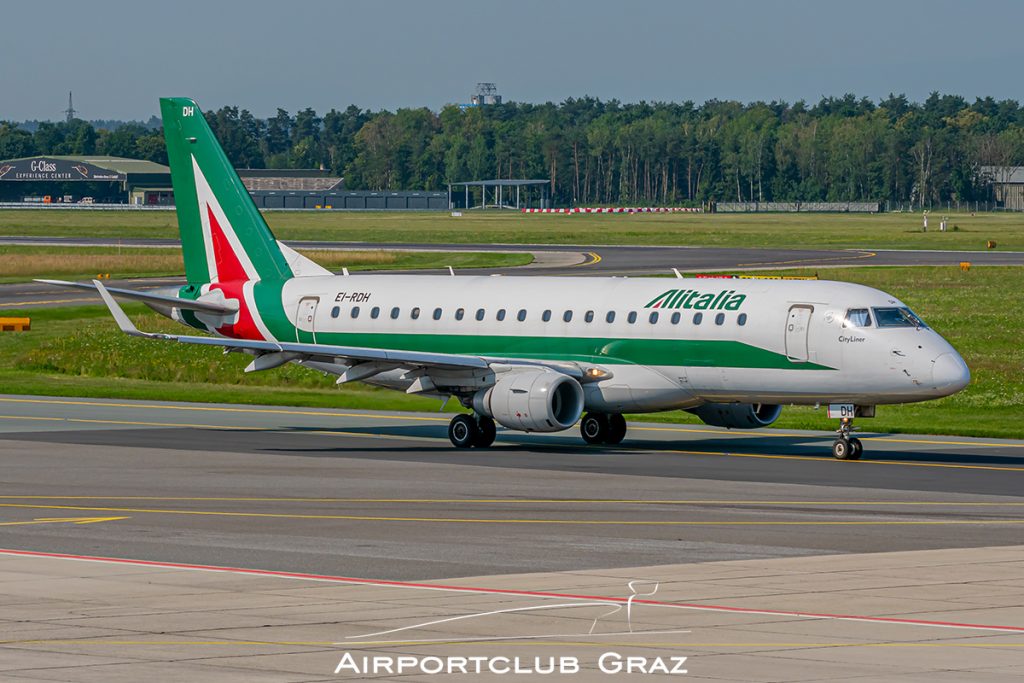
[[0, 155, 447, 209], [982, 166, 1024, 211], [0, 155, 171, 204]]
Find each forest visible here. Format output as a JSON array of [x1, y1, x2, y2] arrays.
[[3, 92, 1024, 207]]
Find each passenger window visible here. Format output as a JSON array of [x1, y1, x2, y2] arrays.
[[390, 307, 400, 319], [606, 311, 616, 323], [331, 306, 340, 318], [649, 311, 659, 324], [715, 313, 725, 325], [411, 307, 420, 320], [455, 308, 465, 321], [671, 312, 681, 325], [370, 306, 380, 319], [584, 310, 594, 323], [845, 308, 872, 328], [517, 309, 527, 322], [737, 313, 747, 326], [476, 308, 485, 321], [351, 306, 360, 319], [496, 309, 506, 321], [563, 310, 573, 323], [693, 312, 703, 325], [542, 309, 552, 322], [627, 311, 637, 324], [433, 307, 442, 320]]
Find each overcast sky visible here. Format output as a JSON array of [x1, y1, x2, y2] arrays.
[[3, 0, 1023, 121]]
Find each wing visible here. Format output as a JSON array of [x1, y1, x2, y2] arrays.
[[92, 280, 610, 390]]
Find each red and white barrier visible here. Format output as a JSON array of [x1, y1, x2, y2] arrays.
[[521, 207, 702, 214]]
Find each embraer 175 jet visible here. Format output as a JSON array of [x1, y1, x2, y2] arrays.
[[44, 98, 971, 459]]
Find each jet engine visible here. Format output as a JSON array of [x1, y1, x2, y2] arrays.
[[472, 370, 584, 432], [687, 402, 782, 429]]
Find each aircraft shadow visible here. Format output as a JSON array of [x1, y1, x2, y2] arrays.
[[264, 425, 1024, 466]]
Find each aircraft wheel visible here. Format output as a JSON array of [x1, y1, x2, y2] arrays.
[[605, 414, 627, 445], [580, 413, 608, 445], [832, 438, 855, 460], [848, 437, 863, 460], [449, 414, 478, 449], [474, 416, 497, 448]]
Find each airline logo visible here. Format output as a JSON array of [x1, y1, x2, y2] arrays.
[[644, 288, 747, 311], [191, 155, 259, 283]]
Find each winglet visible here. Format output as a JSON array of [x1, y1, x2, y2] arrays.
[[672, 268, 683, 279], [94, 279, 143, 336]]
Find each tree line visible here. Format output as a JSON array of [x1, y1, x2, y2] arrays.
[[4, 92, 1024, 206]]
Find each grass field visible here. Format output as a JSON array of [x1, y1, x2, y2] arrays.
[[0, 245, 532, 283], [1, 265, 1019, 438], [0, 209, 1022, 250]]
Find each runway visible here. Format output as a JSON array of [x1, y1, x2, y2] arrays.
[[1, 394, 1023, 580], [3, 237, 1022, 310]]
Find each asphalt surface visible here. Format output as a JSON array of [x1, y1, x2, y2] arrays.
[[1, 394, 1022, 582], [3, 236, 1023, 310]]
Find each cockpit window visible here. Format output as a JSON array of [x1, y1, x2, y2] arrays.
[[872, 307, 928, 328], [844, 308, 872, 328]]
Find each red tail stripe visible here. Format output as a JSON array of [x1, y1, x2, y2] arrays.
[[207, 204, 248, 282]]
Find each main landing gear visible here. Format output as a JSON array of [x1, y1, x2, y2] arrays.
[[448, 414, 497, 449], [832, 417, 863, 460], [580, 413, 627, 446]]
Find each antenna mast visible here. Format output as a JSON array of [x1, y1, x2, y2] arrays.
[[64, 91, 76, 122]]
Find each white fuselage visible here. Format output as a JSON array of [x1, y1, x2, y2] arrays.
[[199, 273, 972, 413]]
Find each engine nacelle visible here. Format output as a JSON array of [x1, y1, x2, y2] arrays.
[[473, 370, 584, 432], [688, 402, 782, 429]]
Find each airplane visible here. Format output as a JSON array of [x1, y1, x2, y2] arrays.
[[42, 98, 970, 460]]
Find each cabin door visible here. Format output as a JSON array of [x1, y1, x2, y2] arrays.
[[295, 297, 320, 343], [785, 305, 813, 362]]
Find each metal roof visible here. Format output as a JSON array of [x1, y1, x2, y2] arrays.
[[449, 179, 549, 187], [0, 155, 169, 175], [981, 166, 1024, 183]]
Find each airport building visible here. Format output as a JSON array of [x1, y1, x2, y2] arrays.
[[982, 166, 1024, 210], [0, 155, 448, 209]]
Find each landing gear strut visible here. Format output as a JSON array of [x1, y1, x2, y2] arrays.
[[448, 414, 497, 449], [832, 417, 862, 460], [580, 413, 627, 445]]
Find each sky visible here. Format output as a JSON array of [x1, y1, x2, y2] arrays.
[[3, 0, 1024, 121]]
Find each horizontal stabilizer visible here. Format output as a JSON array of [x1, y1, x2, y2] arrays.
[[36, 279, 238, 315]]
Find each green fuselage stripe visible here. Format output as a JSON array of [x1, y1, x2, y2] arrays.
[[246, 282, 832, 370]]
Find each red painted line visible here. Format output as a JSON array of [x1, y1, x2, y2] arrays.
[[2, 547, 1022, 634]]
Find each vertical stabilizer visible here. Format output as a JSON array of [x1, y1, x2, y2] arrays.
[[160, 97, 292, 284]]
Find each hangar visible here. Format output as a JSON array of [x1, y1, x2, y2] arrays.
[[0, 155, 448, 209], [0, 155, 172, 204]]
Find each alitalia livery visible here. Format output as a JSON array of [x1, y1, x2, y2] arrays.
[[45, 98, 970, 459]]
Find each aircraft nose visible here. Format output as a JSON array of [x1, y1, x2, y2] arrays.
[[931, 352, 970, 395]]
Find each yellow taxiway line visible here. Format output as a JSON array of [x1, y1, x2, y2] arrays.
[[0, 516, 127, 527], [1, 397, 1023, 472], [0, 495, 1023, 507], [4, 395, 1021, 449], [572, 251, 602, 267], [0, 298, 95, 308], [0, 502, 1020, 527]]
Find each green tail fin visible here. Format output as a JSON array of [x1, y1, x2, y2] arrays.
[[160, 97, 292, 284]]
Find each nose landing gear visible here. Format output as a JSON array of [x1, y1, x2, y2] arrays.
[[832, 417, 863, 460]]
